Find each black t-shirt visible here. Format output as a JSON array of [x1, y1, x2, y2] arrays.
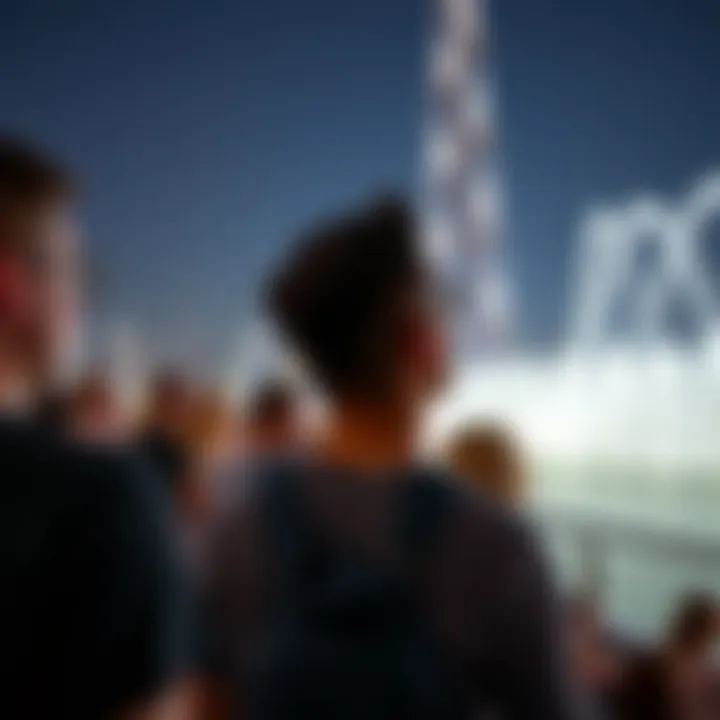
[[1, 418, 197, 718], [203, 460, 583, 719]]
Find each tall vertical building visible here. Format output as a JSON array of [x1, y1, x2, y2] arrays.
[[424, 0, 513, 358]]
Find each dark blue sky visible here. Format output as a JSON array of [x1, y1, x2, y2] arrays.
[[2, 0, 720, 368]]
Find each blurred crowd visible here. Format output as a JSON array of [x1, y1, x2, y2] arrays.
[[44, 368, 720, 719], [29, 360, 720, 720], [41, 370, 304, 557], [2, 135, 719, 719]]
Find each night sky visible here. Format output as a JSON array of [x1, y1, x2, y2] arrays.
[[2, 0, 720, 370]]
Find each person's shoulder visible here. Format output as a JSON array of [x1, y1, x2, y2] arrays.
[[429, 466, 529, 539], [426, 466, 540, 568], [0, 419, 156, 497], [53, 438, 171, 522]]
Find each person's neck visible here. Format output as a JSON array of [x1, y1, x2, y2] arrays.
[[317, 399, 418, 474]]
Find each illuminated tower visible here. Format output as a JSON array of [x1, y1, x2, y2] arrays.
[[424, 0, 513, 357]]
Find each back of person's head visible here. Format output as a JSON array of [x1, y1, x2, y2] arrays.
[[264, 196, 447, 407], [144, 368, 194, 438], [446, 421, 523, 507], [0, 137, 79, 388], [244, 378, 300, 455]]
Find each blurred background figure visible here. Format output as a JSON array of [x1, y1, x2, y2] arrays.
[[203, 196, 579, 720], [176, 389, 236, 570], [0, 136, 197, 718], [180, 390, 235, 525], [564, 595, 624, 717], [446, 421, 525, 509], [205, 378, 303, 518], [243, 378, 302, 461], [139, 370, 195, 492], [66, 372, 129, 445], [618, 593, 720, 719]]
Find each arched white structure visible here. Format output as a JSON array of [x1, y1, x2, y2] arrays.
[[435, 170, 720, 475], [571, 172, 720, 350]]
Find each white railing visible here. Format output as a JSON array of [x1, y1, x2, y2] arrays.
[[535, 504, 720, 640]]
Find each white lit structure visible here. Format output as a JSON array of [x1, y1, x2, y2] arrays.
[[433, 170, 720, 479], [424, 0, 513, 356], [423, 5, 720, 639]]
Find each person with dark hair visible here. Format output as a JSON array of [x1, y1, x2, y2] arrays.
[[618, 593, 720, 720], [564, 596, 624, 718], [0, 137, 197, 719], [244, 378, 301, 459], [139, 369, 195, 493], [203, 195, 580, 719], [209, 379, 301, 518]]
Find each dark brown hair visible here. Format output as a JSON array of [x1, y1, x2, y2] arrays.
[[265, 195, 423, 397], [0, 137, 73, 233]]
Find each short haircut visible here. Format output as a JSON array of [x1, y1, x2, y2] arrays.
[[265, 196, 424, 396], [247, 379, 296, 427], [0, 136, 74, 238]]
